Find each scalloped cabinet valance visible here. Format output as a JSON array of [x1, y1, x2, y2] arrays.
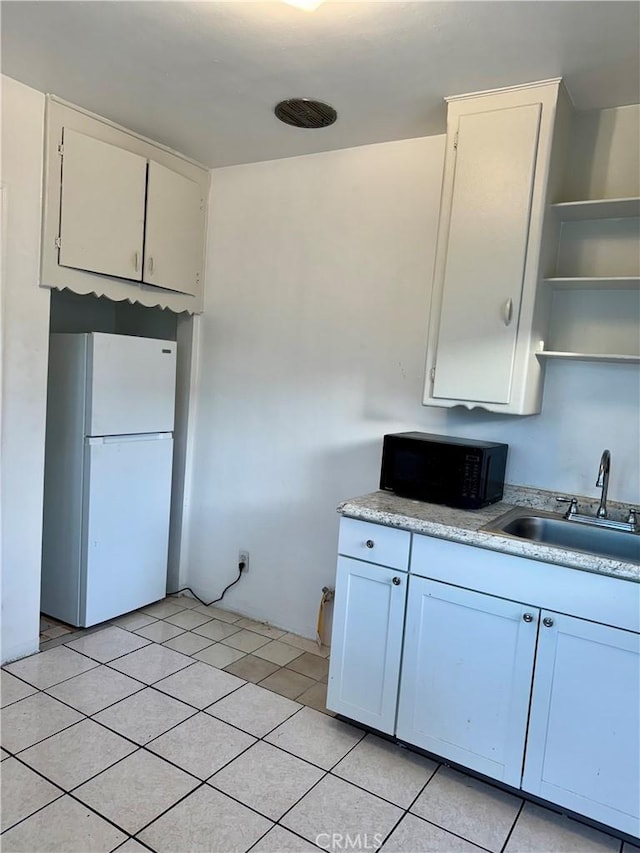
[[41, 97, 209, 313]]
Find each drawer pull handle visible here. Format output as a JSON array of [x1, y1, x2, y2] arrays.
[[522, 613, 534, 623], [543, 617, 554, 628], [365, 539, 375, 549], [392, 576, 401, 586]]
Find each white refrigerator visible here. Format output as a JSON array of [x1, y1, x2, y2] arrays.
[[41, 332, 177, 627]]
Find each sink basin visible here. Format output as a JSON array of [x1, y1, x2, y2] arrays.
[[482, 508, 640, 564]]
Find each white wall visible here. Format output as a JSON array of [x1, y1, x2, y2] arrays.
[[563, 104, 640, 200], [440, 361, 639, 500], [0, 80, 637, 651], [185, 136, 445, 635], [1, 76, 50, 663], [187, 128, 640, 639]]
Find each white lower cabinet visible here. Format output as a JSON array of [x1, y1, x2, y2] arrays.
[[326, 556, 407, 734], [396, 578, 538, 788], [522, 612, 640, 837], [328, 518, 640, 838]]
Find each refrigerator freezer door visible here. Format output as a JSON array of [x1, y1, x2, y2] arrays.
[[81, 433, 173, 626], [87, 333, 177, 436]]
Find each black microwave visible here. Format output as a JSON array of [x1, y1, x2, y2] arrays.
[[380, 432, 508, 510]]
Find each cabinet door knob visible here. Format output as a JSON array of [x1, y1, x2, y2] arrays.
[[502, 297, 514, 326], [522, 613, 534, 622], [543, 616, 554, 628], [147, 256, 154, 276], [392, 576, 401, 586], [133, 251, 140, 272], [365, 539, 375, 549]]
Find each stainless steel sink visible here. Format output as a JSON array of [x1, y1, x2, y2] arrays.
[[482, 507, 640, 564]]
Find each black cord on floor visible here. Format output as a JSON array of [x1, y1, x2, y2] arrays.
[[170, 566, 243, 608]]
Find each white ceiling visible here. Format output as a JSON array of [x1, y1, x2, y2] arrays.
[[2, 1, 639, 168]]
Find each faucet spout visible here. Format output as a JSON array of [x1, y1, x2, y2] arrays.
[[595, 449, 611, 518]]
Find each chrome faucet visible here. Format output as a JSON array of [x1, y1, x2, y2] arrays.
[[596, 449, 611, 518]]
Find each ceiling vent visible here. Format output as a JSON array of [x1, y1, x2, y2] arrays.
[[274, 99, 337, 129]]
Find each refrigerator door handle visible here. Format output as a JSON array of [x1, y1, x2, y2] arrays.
[[86, 433, 172, 445]]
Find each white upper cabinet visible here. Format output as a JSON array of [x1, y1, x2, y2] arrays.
[[59, 129, 147, 281], [433, 104, 541, 404], [424, 80, 571, 415], [143, 161, 204, 296], [42, 97, 209, 313]]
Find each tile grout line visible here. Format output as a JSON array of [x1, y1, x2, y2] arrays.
[[6, 700, 624, 853], [4, 724, 215, 843], [132, 625, 188, 642], [1, 754, 142, 845], [99, 655, 198, 683], [3, 660, 204, 761], [2, 687, 333, 798], [401, 811, 497, 853], [5, 698, 348, 843], [3, 751, 313, 853], [17, 615, 333, 846], [9, 644, 203, 711], [245, 822, 323, 853], [259, 711, 371, 844], [370, 756, 442, 852], [46, 677, 149, 714], [39, 599, 330, 659], [261, 727, 433, 850], [113, 836, 155, 853], [0, 761, 67, 836], [10, 625, 346, 777], [37, 601, 191, 652], [1, 706, 88, 758], [6, 615, 627, 852], [325, 738, 441, 830], [5, 644, 328, 766], [6, 670, 321, 795], [128, 706, 357, 845], [50, 615, 329, 671], [3, 604, 338, 849], [260, 723, 512, 853], [499, 799, 526, 853]]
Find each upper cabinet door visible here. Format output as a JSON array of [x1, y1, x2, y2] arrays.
[[58, 129, 147, 281], [143, 161, 205, 296], [432, 103, 541, 405]]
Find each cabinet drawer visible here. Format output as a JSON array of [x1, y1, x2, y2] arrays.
[[338, 517, 410, 570]]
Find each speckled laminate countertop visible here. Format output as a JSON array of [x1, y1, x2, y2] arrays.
[[337, 485, 640, 582]]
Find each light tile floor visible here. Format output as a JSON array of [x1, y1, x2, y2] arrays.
[[1, 596, 636, 853], [39, 616, 75, 645]]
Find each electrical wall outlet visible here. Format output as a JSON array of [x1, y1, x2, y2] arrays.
[[238, 550, 249, 573]]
